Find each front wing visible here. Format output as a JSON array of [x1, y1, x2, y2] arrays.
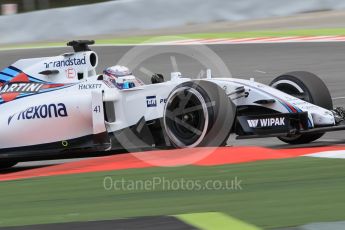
[[236, 112, 310, 138]]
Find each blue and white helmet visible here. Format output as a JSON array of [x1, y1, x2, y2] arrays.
[[103, 65, 131, 79], [103, 65, 144, 89]]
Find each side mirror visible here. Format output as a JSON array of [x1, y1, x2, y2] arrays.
[[151, 73, 164, 84]]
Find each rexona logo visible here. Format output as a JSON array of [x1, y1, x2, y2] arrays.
[[44, 57, 86, 68], [146, 96, 157, 107], [247, 117, 285, 128], [8, 103, 68, 125]]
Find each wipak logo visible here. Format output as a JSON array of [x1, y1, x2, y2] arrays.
[[247, 119, 259, 128], [247, 117, 285, 128]]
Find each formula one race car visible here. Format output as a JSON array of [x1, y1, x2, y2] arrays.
[[1, 40, 345, 168]]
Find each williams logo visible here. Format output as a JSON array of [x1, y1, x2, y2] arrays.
[[8, 103, 68, 125], [247, 117, 285, 128], [146, 96, 157, 107]]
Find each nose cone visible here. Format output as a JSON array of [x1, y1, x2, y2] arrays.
[[311, 111, 335, 126]]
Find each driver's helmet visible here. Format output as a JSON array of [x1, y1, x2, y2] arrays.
[[103, 65, 143, 89]]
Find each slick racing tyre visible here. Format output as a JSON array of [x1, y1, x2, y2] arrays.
[[0, 161, 18, 169], [270, 71, 333, 144], [163, 80, 235, 148]]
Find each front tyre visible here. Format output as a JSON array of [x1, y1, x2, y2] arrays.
[[270, 71, 333, 144], [163, 81, 235, 148]]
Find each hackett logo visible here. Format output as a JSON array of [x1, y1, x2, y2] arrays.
[[8, 103, 68, 125], [247, 117, 285, 128]]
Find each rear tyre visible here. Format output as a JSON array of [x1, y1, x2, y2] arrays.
[[0, 161, 18, 169], [270, 71, 333, 144], [163, 81, 235, 148]]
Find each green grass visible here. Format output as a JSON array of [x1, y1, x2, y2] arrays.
[[2, 28, 345, 50], [176, 212, 262, 230], [1, 157, 345, 229]]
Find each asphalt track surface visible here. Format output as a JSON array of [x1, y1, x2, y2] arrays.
[[2, 42, 345, 166], [0, 216, 196, 230]]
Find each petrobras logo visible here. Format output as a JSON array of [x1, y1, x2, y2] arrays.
[[0, 82, 44, 94], [146, 96, 157, 107], [44, 57, 86, 68], [247, 117, 285, 128], [8, 103, 68, 125]]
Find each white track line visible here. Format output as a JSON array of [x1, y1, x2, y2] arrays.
[[305, 150, 345, 159], [164, 36, 345, 45], [332, 97, 345, 100]]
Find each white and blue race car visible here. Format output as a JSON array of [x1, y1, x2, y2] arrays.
[[0, 40, 344, 168]]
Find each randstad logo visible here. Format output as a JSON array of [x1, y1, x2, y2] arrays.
[[44, 57, 86, 68]]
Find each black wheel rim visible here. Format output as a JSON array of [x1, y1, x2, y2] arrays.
[[164, 87, 209, 147]]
